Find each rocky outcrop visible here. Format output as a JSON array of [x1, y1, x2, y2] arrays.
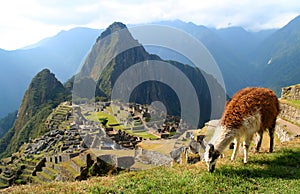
[[281, 84, 300, 100]]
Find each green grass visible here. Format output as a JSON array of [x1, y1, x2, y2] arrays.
[[85, 112, 124, 130], [280, 99, 300, 109], [129, 131, 158, 140], [3, 138, 300, 194], [287, 100, 300, 109]]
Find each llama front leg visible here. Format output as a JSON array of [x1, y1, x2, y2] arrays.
[[231, 138, 240, 161], [243, 135, 253, 164], [255, 130, 263, 152]]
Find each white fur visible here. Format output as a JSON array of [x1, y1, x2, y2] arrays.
[[214, 112, 261, 163]]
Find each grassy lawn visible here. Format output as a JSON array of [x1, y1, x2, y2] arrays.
[[85, 112, 124, 130], [3, 137, 300, 194], [129, 131, 158, 140], [287, 100, 300, 109], [280, 99, 300, 109]]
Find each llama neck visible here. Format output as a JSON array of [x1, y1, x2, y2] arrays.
[[213, 125, 235, 153]]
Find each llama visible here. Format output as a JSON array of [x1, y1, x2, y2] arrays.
[[204, 87, 279, 172]]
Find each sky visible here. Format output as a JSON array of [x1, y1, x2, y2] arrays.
[[0, 0, 300, 50]]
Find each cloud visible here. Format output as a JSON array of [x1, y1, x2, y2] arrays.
[[0, 0, 299, 49]]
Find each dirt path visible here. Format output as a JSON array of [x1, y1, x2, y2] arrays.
[[277, 118, 300, 136]]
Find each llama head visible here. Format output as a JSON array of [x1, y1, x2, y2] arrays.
[[204, 143, 220, 172]]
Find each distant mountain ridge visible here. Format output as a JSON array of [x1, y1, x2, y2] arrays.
[[253, 15, 300, 92], [0, 27, 101, 118], [1, 16, 300, 118]]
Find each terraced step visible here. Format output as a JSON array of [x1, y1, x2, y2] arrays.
[[0, 182, 9, 189], [22, 168, 33, 175], [42, 167, 58, 177], [30, 175, 44, 184], [57, 161, 80, 181], [36, 171, 54, 182], [23, 164, 35, 171], [0, 174, 14, 185], [21, 159, 37, 166], [19, 174, 32, 183], [50, 118, 65, 123]]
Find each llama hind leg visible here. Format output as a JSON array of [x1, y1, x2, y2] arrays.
[[231, 138, 240, 161], [269, 127, 275, 153], [268, 118, 277, 153]]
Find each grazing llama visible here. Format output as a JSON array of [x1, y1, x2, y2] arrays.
[[204, 87, 279, 172]]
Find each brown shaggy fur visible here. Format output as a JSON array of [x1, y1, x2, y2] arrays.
[[221, 87, 279, 131], [204, 87, 280, 172]]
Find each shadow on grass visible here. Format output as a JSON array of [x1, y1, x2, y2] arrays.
[[216, 148, 300, 180]]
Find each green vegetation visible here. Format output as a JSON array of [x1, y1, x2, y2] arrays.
[[3, 138, 300, 194], [127, 131, 157, 140], [281, 99, 300, 109], [85, 112, 123, 130], [0, 69, 70, 159]]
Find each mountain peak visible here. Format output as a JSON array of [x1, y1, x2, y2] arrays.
[[80, 22, 140, 80], [0, 68, 70, 158], [99, 22, 127, 39]]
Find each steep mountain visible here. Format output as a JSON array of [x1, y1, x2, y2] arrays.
[[254, 15, 300, 93], [0, 27, 101, 118], [0, 69, 70, 158], [79, 22, 141, 81], [76, 22, 227, 128]]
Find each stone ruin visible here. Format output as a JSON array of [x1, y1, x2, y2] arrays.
[[280, 84, 300, 126], [0, 101, 208, 188], [281, 84, 300, 100]]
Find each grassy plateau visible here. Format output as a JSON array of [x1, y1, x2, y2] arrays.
[[2, 137, 300, 194]]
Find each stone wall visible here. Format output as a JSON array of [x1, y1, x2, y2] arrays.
[[116, 156, 135, 168], [280, 84, 300, 125], [135, 147, 173, 166], [279, 103, 300, 125], [281, 84, 300, 100]]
